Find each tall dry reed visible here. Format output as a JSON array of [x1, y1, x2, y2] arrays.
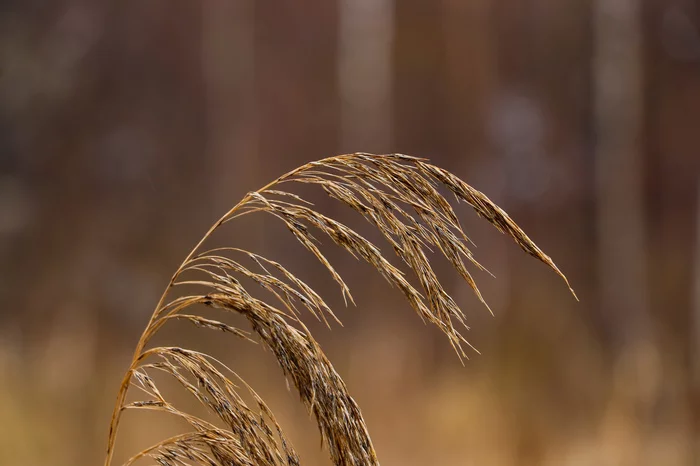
[[104, 153, 575, 466]]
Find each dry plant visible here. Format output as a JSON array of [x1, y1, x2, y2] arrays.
[[104, 153, 575, 466]]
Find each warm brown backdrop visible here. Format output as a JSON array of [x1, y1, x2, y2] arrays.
[[1, 1, 699, 465]]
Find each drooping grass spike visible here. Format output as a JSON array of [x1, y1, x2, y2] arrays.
[[105, 153, 575, 466]]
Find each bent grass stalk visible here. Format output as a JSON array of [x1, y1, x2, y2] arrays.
[[104, 153, 575, 466]]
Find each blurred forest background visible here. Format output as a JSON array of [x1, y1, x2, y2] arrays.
[[1, 1, 700, 465]]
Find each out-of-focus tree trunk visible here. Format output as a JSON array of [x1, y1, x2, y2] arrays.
[[593, 0, 659, 463], [594, 0, 650, 347], [339, 0, 403, 403], [338, 0, 393, 153], [202, 0, 257, 224]]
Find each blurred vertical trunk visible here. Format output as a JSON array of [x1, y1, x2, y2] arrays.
[[593, 0, 659, 463], [202, 0, 258, 225], [593, 0, 651, 349], [338, 0, 400, 387], [338, 0, 394, 153]]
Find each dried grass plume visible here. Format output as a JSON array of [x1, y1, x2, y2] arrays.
[[104, 153, 575, 466]]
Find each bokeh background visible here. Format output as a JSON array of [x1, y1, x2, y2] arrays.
[[1, 1, 700, 465]]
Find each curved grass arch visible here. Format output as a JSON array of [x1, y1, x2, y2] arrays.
[[105, 153, 575, 466]]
